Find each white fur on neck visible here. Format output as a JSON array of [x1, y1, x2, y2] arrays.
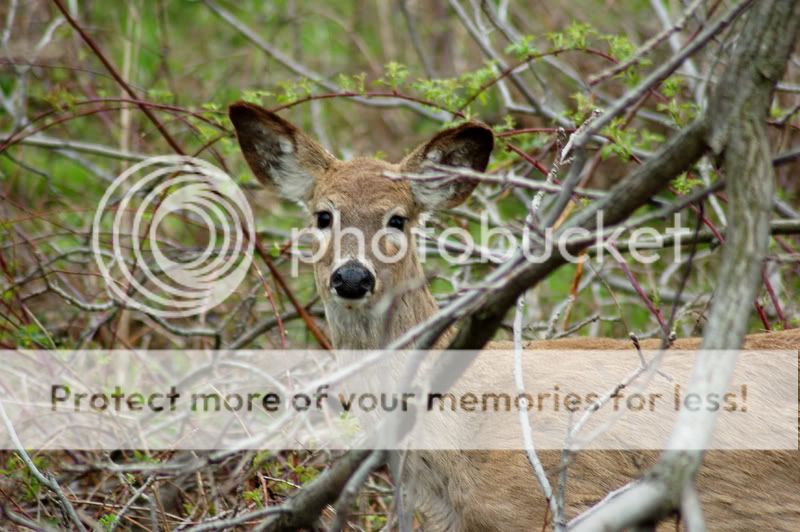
[[325, 299, 384, 349], [324, 285, 440, 350]]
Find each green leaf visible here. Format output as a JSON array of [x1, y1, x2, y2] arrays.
[[411, 77, 464, 110], [375, 62, 409, 90], [564, 21, 596, 49], [602, 34, 636, 62], [99, 515, 118, 530], [336, 73, 355, 92], [492, 114, 516, 132], [243, 488, 264, 508], [353, 73, 367, 94], [661, 76, 683, 98], [504, 35, 538, 59], [241, 90, 273, 105], [671, 172, 701, 194]]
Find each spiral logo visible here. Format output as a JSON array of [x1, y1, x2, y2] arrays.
[[92, 156, 254, 317]]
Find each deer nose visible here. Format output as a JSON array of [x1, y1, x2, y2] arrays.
[[331, 261, 375, 300]]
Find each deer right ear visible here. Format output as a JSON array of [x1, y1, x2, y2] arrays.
[[229, 102, 335, 202], [400, 121, 494, 210]]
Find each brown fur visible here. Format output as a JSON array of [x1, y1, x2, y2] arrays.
[[421, 332, 800, 531], [230, 102, 800, 531]]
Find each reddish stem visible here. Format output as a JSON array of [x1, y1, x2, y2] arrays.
[[458, 47, 617, 112], [53, 0, 186, 155], [761, 266, 788, 329], [608, 243, 668, 333], [52, 0, 331, 349], [504, 142, 549, 175]]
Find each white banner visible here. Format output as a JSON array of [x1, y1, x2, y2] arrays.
[[0, 349, 796, 450]]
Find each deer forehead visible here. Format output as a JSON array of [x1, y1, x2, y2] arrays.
[[311, 158, 415, 217]]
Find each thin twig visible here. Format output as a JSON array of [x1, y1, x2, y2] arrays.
[[512, 297, 561, 530], [108, 476, 157, 532], [573, 0, 753, 151], [328, 450, 388, 532], [52, 0, 186, 155], [205, 0, 446, 122], [185, 507, 290, 532], [0, 401, 87, 532], [590, 0, 705, 85]]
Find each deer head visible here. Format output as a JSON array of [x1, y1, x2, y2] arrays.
[[229, 102, 493, 348]]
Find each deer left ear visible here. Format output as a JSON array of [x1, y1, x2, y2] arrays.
[[229, 101, 335, 203], [400, 122, 494, 210]]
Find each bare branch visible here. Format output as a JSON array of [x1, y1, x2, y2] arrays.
[[513, 297, 561, 529], [204, 0, 447, 122], [398, 0, 435, 78], [1, 132, 153, 161], [590, 0, 704, 86], [448, 0, 568, 125], [0, 401, 87, 532], [573, 0, 754, 152], [680, 483, 706, 532], [572, 1, 800, 528], [328, 450, 388, 532], [254, 450, 373, 531], [185, 507, 289, 532]]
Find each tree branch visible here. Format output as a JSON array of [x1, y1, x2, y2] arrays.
[[571, 1, 800, 528], [254, 450, 373, 531], [573, 0, 753, 152], [205, 0, 447, 122]]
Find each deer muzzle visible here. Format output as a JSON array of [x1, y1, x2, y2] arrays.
[[330, 260, 375, 300]]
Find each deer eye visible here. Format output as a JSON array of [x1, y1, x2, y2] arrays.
[[316, 211, 332, 229], [387, 215, 406, 231]]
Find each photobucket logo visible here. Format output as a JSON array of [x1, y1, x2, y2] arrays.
[[287, 211, 694, 274], [92, 156, 254, 317]]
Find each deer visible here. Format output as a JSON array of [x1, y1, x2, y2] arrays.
[[229, 101, 800, 531]]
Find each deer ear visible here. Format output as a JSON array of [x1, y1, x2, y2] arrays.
[[400, 122, 494, 210], [229, 102, 335, 202]]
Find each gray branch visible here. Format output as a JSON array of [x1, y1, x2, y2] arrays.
[[571, 1, 800, 528]]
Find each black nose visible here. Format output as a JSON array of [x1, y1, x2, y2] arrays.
[[331, 261, 375, 299]]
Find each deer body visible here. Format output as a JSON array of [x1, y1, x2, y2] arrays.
[[401, 331, 800, 532], [230, 102, 800, 531]]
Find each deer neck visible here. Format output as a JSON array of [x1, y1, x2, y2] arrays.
[[325, 284, 442, 350]]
